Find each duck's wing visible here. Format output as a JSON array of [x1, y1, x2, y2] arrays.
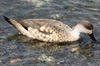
[[3, 16, 72, 34], [21, 19, 72, 34], [17, 19, 59, 29], [3, 16, 58, 29]]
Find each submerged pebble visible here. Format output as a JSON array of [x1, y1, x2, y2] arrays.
[[9, 58, 22, 63], [38, 54, 55, 62]]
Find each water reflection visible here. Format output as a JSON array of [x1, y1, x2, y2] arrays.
[[7, 34, 96, 60]]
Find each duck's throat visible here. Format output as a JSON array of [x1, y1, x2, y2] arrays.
[[69, 31, 80, 41]]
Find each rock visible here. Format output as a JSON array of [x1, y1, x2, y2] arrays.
[[38, 54, 55, 62], [9, 58, 22, 63]]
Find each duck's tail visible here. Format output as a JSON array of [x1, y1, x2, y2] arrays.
[[3, 16, 18, 26], [3, 16, 23, 31]]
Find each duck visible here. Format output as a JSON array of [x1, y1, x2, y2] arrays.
[[3, 16, 97, 43]]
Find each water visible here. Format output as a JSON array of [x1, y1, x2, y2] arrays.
[[0, 0, 100, 66]]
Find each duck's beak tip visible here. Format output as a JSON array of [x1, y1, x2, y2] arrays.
[[88, 33, 97, 43]]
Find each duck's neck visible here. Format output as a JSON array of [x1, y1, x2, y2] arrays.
[[69, 28, 80, 41]]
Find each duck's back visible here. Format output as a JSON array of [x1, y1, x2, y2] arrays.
[[18, 19, 72, 32]]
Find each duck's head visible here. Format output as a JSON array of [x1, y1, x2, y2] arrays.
[[74, 20, 97, 42]]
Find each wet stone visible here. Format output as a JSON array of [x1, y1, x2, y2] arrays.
[[38, 54, 55, 62], [9, 58, 22, 63]]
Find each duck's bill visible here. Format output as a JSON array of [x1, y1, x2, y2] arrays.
[[89, 33, 97, 42]]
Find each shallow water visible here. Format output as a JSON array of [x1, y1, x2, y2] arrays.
[[0, 0, 100, 66]]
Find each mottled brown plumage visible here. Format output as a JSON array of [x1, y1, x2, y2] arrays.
[[3, 16, 97, 42]]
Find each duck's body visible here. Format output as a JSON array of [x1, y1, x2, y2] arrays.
[[3, 16, 97, 42], [20, 19, 80, 42]]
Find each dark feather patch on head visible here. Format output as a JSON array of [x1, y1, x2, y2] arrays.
[[79, 20, 93, 30]]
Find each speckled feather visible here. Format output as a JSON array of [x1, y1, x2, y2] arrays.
[[3, 16, 94, 42], [19, 19, 73, 42]]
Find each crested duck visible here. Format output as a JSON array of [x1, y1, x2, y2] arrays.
[[3, 16, 97, 42]]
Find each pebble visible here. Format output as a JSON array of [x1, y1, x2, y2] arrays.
[[9, 58, 22, 63], [38, 54, 55, 62]]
